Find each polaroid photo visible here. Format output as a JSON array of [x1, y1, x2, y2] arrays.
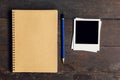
[[71, 18, 102, 52]]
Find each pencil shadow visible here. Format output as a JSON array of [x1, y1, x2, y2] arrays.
[[60, 14, 63, 63]]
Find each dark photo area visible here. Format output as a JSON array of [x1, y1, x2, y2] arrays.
[[75, 21, 98, 44]]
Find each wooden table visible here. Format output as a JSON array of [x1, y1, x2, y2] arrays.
[[1, 0, 120, 80]]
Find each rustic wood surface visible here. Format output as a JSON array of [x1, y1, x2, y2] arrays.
[[1, 0, 120, 80]]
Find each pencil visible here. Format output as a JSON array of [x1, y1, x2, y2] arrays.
[[61, 14, 65, 63]]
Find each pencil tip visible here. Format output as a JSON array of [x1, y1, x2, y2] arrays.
[[62, 58, 65, 63]]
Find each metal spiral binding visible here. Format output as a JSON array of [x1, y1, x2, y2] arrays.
[[12, 10, 15, 72]]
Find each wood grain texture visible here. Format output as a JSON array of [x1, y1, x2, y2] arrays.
[[64, 19, 120, 47], [0, 0, 120, 18], [65, 47, 120, 72], [0, 0, 120, 80], [0, 18, 120, 80]]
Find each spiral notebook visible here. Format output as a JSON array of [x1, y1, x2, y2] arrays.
[[12, 10, 58, 72]]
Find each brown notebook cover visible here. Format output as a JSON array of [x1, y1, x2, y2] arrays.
[[12, 10, 58, 72]]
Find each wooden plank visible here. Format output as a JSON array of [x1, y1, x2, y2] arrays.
[[101, 20, 120, 47], [0, 18, 9, 45], [1, 0, 120, 79], [64, 46, 120, 73], [0, 45, 120, 78], [0, 0, 120, 18], [0, 53, 9, 70], [64, 19, 120, 47]]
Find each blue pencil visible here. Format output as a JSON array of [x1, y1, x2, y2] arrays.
[[61, 14, 65, 63]]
